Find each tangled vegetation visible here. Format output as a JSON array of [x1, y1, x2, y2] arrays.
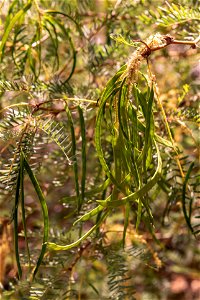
[[0, 1, 199, 299]]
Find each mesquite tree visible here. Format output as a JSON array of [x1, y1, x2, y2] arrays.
[[0, 1, 199, 299]]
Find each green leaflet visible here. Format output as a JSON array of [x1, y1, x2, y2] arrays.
[[64, 36, 76, 83], [48, 211, 108, 251], [182, 162, 194, 234], [78, 106, 86, 208], [23, 153, 49, 279], [95, 65, 127, 193], [20, 153, 31, 269], [118, 78, 130, 141], [142, 87, 154, 173], [45, 15, 77, 83], [65, 105, 80, 211], [32, 22, 42, 79], [14, 164, 22, 279], [73, 205, 104, 225], [155, 135, 173, 148], [73, 196, 112, 226], [44, 10, 82, 34], [110, 33, 139, 47], [100, 64, 126, 99], [137, 87, 147, 118], [43, 16, 59, 70]]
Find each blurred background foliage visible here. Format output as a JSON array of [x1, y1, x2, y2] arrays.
[[0, 0, 199, 299]]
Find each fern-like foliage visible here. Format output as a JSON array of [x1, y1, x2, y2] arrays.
[[106, 247, 136, 300], [0, 1, 199, 299], [0, 107, 72, 194], [0, 108, 33, 191], [160, 151, 199, 236], [139, 2, 200, 38], [0, 79, 29, 92]]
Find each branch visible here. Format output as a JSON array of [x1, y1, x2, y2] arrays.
[[133, 34, 199, 58]]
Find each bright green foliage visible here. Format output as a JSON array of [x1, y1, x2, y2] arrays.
[[139, 1, 200, 31], [0, 1, 199, 299]]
